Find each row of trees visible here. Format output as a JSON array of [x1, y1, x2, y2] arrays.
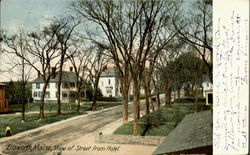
[[72, 0, 212, 135], [1, 18, 110, 121], [0, 0, 212, 135]]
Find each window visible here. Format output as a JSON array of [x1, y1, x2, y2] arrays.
[[38, 92, 41, 97], [47, 83, 50, 89], [70, 92, 76, 99], [33, 92, 37, 97], [45, 92, 50, 98], [70, 82, 76, 88], [63, 83, 69, 88], [106, 89, 112, 94], [36, 83, 40, 89], [108, 79, 111, 85], [62, 93, 68, 98]]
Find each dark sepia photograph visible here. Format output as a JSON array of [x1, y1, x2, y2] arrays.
[[0, 0, 213, 154]]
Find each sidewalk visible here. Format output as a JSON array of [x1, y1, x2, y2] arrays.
[[56, 113, 157, 155]]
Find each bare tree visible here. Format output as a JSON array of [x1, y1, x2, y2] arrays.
[[50, 18, 80, 115], [2, 30, 33, 122], [27, 27, 61, 119], [67, 40, 92, 113], [91, 41, 132, 124], [173, 0, 212, 82], [152, 71, 161, 108], [3, 24, 61, 119], [155, 40, 184, 105], [72, 0, 179, 135], [85, 46, 109, 110]]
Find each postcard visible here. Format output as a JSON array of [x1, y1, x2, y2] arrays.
[[0, 0, 248, 155]]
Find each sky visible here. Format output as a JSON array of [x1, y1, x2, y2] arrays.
[[1, 0, 72, 32], [0, 0, 73, 82], [0, 0, 192, 82]]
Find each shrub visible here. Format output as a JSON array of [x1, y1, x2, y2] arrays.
[[98, 97, 119, 102], [175, 97, 206, 103]]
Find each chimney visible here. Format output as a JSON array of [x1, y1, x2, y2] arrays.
[[70, 67, 73, 72], [52, 67, 56, 79]]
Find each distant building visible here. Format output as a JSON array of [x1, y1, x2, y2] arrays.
[[202, 80, 213, 97], [99, 68, 124, 97], [99, 67, 145, 97], [0, 83, 8, 113], [31, 67, 86, 103]]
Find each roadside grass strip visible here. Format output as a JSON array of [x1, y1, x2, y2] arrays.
[[0, 102, 122, 138], [113, 103, 211, 136]]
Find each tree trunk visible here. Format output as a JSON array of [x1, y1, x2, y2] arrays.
[[173, 91, 176, 103], [21, 59, 26, 122], [157, 91, 161, 109], [177, 89, 180, 98], [191, 84, 195, 97], [57, 60, 65, 115], [168, 88, 172, 104], [194, 85, 199, 112], [57, 81, 62, 115], [133, 79, 141, 136], [149, 88, 155, 112], [144, 81, 150, 115], [76, 82, 81, 113], [184, 84, 190, 96], [152, 77, 160, 109], [123, 90, 129, 124], [91, 83, 98, 110], [21, 81, 25, 122], [39, 81, 49, 120], [165, 87, 171, 105], [121, 76, 130, 124]]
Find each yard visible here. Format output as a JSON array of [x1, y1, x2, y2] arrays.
[[113, 103, 211, 136], [0, 102, 122, 138]]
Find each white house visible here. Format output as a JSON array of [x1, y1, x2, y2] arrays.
[[98, 67, 146, 97], [201, 80, 213, 97], [32, 67, 86, 103], [98, 68, 121, 97]]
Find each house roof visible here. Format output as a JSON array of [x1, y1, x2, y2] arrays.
[[153, 110, 212, 155], [32, 71, 77, 83], [100, 68, 118, 77]]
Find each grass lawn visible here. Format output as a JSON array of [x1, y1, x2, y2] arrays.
[[0, 112, 86, 138], [0, 102, 122, 138], [113, 103, 211, 136]]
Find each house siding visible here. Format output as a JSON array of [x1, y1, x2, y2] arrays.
[[98, 73, 148, 98], [99, 77, 120, 97], [202, 81, 213, 97], [32, 82, 59, 102], [32, 82, 84, 103]]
